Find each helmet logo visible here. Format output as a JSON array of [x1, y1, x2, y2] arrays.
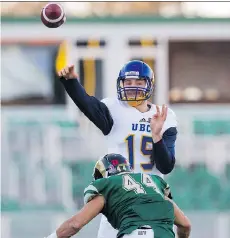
[[125, 71, 139, 76], [111, 159, 119, 166]]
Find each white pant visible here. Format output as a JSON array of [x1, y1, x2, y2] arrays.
[[97, 215, 154, 238], [123, 229, 154, 238]]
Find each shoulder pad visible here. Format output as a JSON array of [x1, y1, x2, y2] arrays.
[[101, 97, 121, 111], [101, 97, 117, 107]]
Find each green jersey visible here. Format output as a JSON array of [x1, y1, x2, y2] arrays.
[[84, 173, 175, 238]]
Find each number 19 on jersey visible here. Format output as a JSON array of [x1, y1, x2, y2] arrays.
[[125, 135, 154, 171]]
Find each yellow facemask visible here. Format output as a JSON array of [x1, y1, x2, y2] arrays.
[[122, 91, 146, 107], [127, 99, 145, 107]]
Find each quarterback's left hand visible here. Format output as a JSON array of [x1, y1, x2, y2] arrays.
[[150, 105, 168, 143]]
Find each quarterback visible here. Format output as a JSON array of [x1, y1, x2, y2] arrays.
[[45, 154, 191, 238], [58, 60, 178, 238]]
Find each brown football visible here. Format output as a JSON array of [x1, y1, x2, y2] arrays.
[[41, 3, 66, 28]]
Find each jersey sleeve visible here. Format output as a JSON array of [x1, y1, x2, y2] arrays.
[[100, 98, 115, 111], [83, 179, 106, 204], [154, 175, 171, 198]]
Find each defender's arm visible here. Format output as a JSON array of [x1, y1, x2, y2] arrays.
[[60, 77, 113, 135], [151, 127, 177, 174], [165, 196, 191, 238], [46, 196, 105, 238]]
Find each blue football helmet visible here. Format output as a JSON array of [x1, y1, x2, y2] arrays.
[[117, 60, 155, 106]]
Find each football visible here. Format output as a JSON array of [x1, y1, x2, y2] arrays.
[[41, 3, 66, 28]]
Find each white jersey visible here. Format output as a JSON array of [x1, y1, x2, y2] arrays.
[[101, 97, 177, 177], [98, 97, 177, 238]]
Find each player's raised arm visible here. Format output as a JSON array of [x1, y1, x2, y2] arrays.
[[45, 195, 104, 238], [58, 65, 114, 135], [150, 105, 177, 174]]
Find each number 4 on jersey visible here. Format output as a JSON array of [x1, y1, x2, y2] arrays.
[[123, 174, 162, 195], [142, 174, 161, 195], [123, 174, 145, 194]]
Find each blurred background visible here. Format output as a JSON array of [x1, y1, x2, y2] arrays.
[[1, 1, 230, 238]]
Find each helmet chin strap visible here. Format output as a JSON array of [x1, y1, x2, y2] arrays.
[[127, 101, 143, 107]]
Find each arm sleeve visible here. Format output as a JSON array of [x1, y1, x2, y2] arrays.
[[155, 175, 173, 199], [60, 77, 114, 135], [83, 182, 101, 204], [151, 127, 177, 175], [83, 179, 107, 205]]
